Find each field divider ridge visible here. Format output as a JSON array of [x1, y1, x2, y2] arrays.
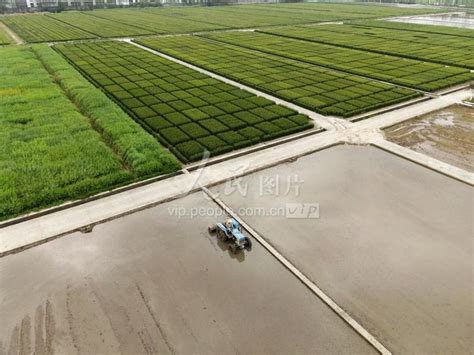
[[202, 186, 392, 355]]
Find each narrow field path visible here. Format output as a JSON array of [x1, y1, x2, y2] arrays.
[[0, 21, 23, 45]]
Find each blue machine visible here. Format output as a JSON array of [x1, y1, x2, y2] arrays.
[[208, 218, 252, 253]]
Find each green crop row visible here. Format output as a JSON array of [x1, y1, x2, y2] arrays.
[[260, 24, 474, 70], [0, 45, 178, 220], [202, 32, 472, 92], [0, 15, 96, 42], [54, 41, 314, 163], [137, 35, 421, 118]]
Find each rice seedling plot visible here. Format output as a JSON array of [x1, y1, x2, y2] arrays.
[[147, 2, 439, 29], [203, 31, 472, 92], [261, 2, 441, 18], [46, 12, 152, 38], [350, 20, 474, 39], [0, 45, 178, 220], [0, 15, 96, 42], [146, 6, 308, 28], [0, 4, 443, 43], [87, 9, 226, 33], [260, 25, 474, 69], [137, 36, 419, 118], [55, 41, 314, 162]]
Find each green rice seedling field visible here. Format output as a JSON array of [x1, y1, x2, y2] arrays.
[[0, 3, 441, 43], [261, 2, 440, 18], [162, 5, 352, 27], [0, 45, 179, 220], [202, 31, 472, 92], [55, 41, 314, 162], [146, 3, 439, 29], [87, 9, 224, 34], [46, 12, 153, 38], [0, 14, 97, 42], [260, 24, 474, 69], [350, 19, 474, 38], [137, 36, 420, 117]]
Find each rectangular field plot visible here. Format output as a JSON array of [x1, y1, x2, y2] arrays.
[[211, 145, 472, 354], [87, 9, 224, 34], [0, 192, 376, 354], [137, 36, 420, 118], [260, 24, 474, 69], [0, 45, 178, 220], [0, 14, 97, 42], [146, 6, 310, 28], [55, 41, 314, 162], [203, 32, 472, 92], [46, 12, 152, 38]]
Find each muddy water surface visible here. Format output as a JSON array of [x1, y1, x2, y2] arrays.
[[384, 104, 474, 171], [0, 191, 374, 355], [388, 13, 474, 29], [211, 144, 473, 354]]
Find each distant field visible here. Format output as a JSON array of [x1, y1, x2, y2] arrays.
[[55, 41, 314, 162], [260, 24, 474, 69], [157, 2, 440, 28], [138, 36, 420, 117], [46, 12, 152, 37], [0, 2, 442, 43], [0, 45, 179, 220], [87, 9, 224, 33], [350, 19, 474, 38], [0, 15, 96, 42], [202, 31, 472, 92]]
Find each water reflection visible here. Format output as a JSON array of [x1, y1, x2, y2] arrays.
[[388, 13, 474, 29], [384, 104, 474, 172]]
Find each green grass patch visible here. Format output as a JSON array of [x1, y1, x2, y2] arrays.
[[0, 45, 179, 221]]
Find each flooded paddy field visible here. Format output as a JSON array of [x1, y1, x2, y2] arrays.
[[211, 145, 473, 354], [387, 12, 474, 29], [384, 104, 474, 171], [0, 192, 374, 355]]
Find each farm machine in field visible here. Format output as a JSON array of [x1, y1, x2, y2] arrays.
[[208, 218, 252, 253]]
